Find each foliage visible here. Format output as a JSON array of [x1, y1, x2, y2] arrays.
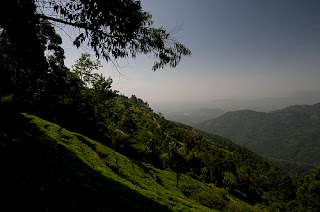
[[1, 1, 319, 211], [0, 112, 269, 211], [295, 167, 320, 211], [1, 65, 319, 211], [40, 89, 307, 211], [71, 53, 102, 88], [34, 0, 191, 71], [196, 105, 320, 175]]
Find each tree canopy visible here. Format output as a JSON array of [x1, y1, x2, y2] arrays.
[[8, 0, 190, 71], [0, 0, 191, 120]]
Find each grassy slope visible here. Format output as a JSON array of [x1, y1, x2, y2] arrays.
[[0, 113, 265, 211]]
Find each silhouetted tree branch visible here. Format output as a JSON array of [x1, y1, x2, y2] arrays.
[[34, 0, 191, 71]]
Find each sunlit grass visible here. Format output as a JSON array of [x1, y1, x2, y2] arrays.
[[19, 113, 266, 211], [24, 113, 217, 211]]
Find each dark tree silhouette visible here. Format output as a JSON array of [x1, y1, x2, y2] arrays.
[[34, 0, 191, 70]]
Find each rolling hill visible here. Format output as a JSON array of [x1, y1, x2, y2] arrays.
[[1, 95, 320, 211], [196, 103, 320, 174], [1, 113, 259, 212]]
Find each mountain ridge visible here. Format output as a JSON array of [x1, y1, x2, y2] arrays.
[[196, 102, 320, 174]]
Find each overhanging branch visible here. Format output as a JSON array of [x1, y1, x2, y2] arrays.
[[35, 14, 115, 39]]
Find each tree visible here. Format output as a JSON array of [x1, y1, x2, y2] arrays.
[[1, 0, 191, 112], [308, 181, 320, 209], [71, 53, 102, 88], [72, 53, 117, 122], [1, 0, 191, 119], [296, 167, 320, 211], [34, 0, 191, 71], [223, 171, 237, 192], [0, 0, 46, 70], [0, 13, 78, 115], [169, 141, 186, 188]]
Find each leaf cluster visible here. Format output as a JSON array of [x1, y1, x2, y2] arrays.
[[36, 0, 191, 70]]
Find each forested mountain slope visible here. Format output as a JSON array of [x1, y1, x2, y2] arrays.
[[0, 113, 216, 211], [196, 103, 320, 172], [0, 112, 269, 211], [1, 97, 320, 211]]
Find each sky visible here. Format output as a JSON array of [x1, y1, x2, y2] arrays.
[[59, 0, 320, 108]]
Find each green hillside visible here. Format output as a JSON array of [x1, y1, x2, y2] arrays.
[[196, 103, 320, 174], [2, 96, 319, 211], [0, 113, 268, 211]]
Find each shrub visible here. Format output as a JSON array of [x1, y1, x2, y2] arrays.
[[193, 190, 228, 210]]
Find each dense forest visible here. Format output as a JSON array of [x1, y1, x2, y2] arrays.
[[196, 104, 320, 176], [1, 0, 320, 211]]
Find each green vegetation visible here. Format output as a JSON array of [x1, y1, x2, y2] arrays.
[[0, 113, 268, 211], [1, 95, 319, 211], [196, 105, 320, 175], [1, 0, 319, 211]]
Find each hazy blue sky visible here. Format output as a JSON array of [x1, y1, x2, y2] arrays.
[[60, 0, 320, 107]]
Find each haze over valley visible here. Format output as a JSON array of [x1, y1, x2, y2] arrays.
[[154, 90, 320, 127]]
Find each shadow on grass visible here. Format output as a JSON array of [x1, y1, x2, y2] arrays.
[[0, 114, 172, 212]]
